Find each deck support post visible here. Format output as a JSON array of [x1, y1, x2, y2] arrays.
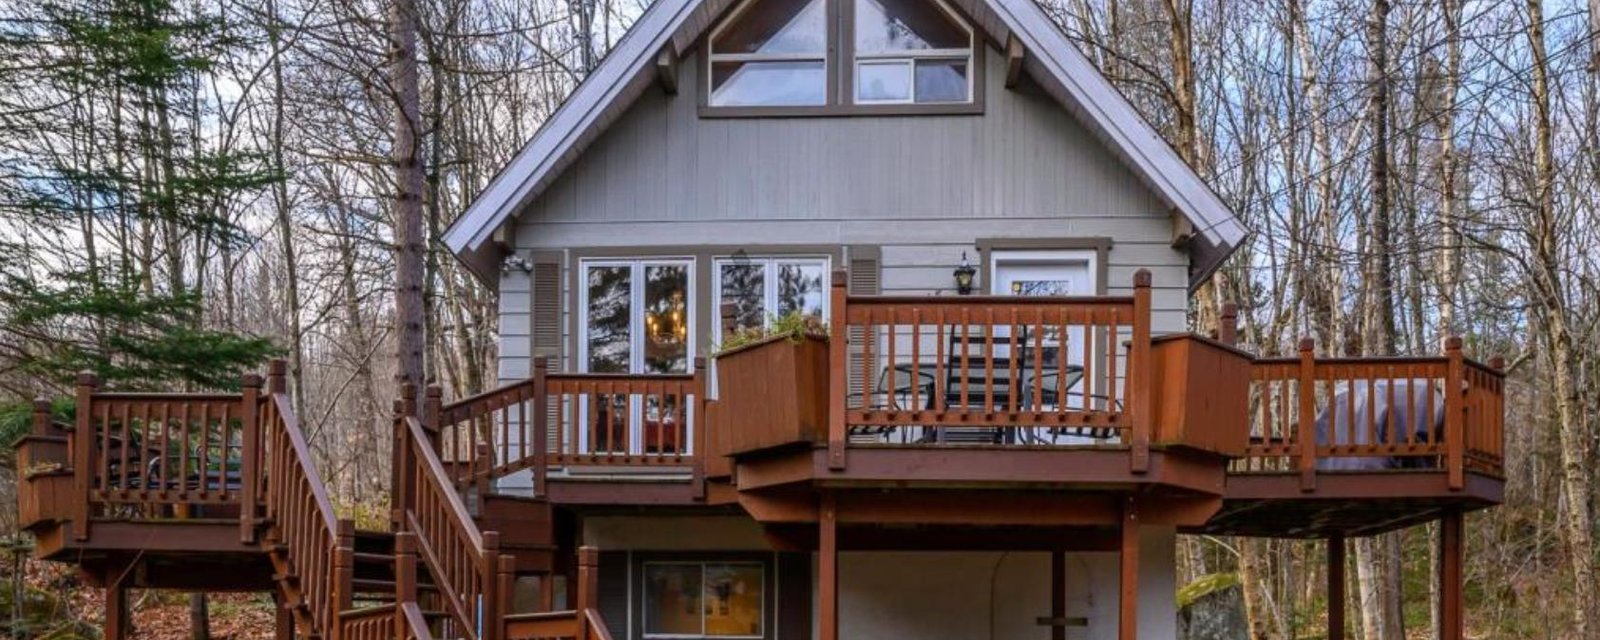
[[273, 590, 294, 640], [1119, 496, 1139, 640], [1328, 534, 1345, 640], [819, 493, 839, 640], [1439, 509, 1464, 639], [105, 561, 130, 640], [827, 272, 848, 470], [1051, 548, 1067, 640]]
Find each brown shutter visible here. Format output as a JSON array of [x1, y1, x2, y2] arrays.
[[531, 251, 563, 456], [845, 246, 881, 410]]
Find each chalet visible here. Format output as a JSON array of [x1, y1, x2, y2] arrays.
[[13, 0, 1505, 639]]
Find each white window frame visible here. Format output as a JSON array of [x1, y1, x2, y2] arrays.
[[706, 0, 830, 107], [577, 258, 697, 456], [641, 561, 767, 639], [852, 0, 976, 105], [711, 256, 833, 330]]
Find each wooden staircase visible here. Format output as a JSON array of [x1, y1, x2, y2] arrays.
[[12, 360, 612, 640]]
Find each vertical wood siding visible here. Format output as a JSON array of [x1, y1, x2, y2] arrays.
[[498, 43, 1190, 387]]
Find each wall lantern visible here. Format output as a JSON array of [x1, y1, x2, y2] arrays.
[[953, 252, 977, 295]]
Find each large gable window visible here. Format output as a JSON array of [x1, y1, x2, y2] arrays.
[[704, 0, 979, 114], [852, 0, 973, 104], [708, 0, 829, 107]]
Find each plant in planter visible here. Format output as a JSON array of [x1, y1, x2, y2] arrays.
[[711, 312, 831, 458]]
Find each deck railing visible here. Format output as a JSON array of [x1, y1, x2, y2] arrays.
[[70, 374, 258, 533], [824, 270, 1154, 471], [434, 363, 708, 493], [501, 548, 613, 640], [396, 398, 514, 640], [1231, 338, 1506, 489], [335, 532, 441, 640]]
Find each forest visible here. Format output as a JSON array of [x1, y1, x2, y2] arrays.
[[0, 0, 1594, 638]]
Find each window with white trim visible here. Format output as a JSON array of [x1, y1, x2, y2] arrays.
[[643, 562, 765, 638], [713, 257, 829, 332], [579, 259, 694, 455], [852, 0, 974, 104]]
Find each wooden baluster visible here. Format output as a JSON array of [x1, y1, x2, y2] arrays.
[[984, 308, 996, 418], [827, 270, 848, 470], [1129, 270, 1152, 473], [1444, 337, 1465, 490], [1298, 338, 1317, 492], [1007, 308, 1019, 416], [910, 310, 921, 415], [886, 309, 897, 411], [73, 372, 97, 540], [1032, 309, 1044, 414], [241, 373, 263, 543]]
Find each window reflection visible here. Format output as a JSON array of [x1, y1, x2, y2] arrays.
[[644, 264, 690, 374], [777, 262, 825, 317], [855, 0, 969, 52], [720, 263, 767, 331], [644, 563, 764, 638], [586, 266, 631, 373]]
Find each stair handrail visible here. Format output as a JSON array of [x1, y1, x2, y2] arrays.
[[398, 405, 503, 640], [260, 360, 346, 639]]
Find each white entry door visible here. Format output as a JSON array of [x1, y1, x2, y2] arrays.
[[988, 250, 1101, 438]]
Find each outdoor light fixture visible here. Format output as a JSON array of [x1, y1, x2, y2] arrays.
[[502, 254, 533, 274], [953, 252, 977, 295]]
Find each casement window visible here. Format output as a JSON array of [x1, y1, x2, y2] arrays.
[[642, 562, 765, 638], [579, 259, 694, 454], [713, 257, 829, 332], [705, 0, 978, 113], [851, 0, 974, 104]]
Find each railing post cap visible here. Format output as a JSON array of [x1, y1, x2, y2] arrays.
[[336, 518, 355, 536], [425, 384, 443, 399], [75, 371, 99, 387], [1132, 268, 1152, 287], [400, 383, 417, 399], [1443, 336, 1463, 351], [483, 530, 500, 550], [268, 359, 287, 375], [831, 268, 848, 286], [1221, 301, 1238, 317], [1490, 356, 1506, 370], [578, 546, 600, 566], [533, 354, 550, 368], [241, 373, 264, 389], [694, 356, 707, 370], [498, 554, 517, 572], [392, 398, 406, 415], [1298, 337, 1316, 352], [33, 397, 51, 412], [395, 530, 416, 552]]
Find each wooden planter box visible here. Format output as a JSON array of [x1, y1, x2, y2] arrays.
[[1150, 335, 1253, 457], [712, 335, 830, 459], [14, 433, 72, 531]]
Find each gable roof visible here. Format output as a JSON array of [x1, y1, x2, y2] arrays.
[[443, 0, 1249, 288]]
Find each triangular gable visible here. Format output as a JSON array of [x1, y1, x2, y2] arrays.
[[443, 0, 1248, 288]]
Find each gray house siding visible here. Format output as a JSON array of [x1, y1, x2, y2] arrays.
[[496, 41, 1190, 386]]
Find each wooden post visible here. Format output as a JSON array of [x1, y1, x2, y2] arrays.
[[827, 271, 848, 470], [392, 398, 411, 528], [1297, 338, 1317, 492], [1119, 496, 1139, 640], [333, 519, 356, 613], [1129, 270, 1152, 473], [1328, 534, 1345, 640], [533, 356, 549, 498], [497, 555, 517, 622], [105, 561, 130, 640], [1218, 302, 1238, 346], [31, 397, 50, 436], [72, 371, 97, 541], [395, 531, 418, 640], [482, 531, 501, 640], [576, 547, 600, 637], [240, 373, 263, 544], [819, 494, 839, 640], [1051, 548, 1066, 640], [268, 359, 288, 395], [691, 356, 708, 500], [1443, 337, 1465, 491], [475, 442, 493, 503], [1439, 509, 1464, 640], [273, 590, 294, 640]]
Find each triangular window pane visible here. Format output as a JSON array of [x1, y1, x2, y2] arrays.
[[855, 0, 969, 52], [713, 0, 827, 55]]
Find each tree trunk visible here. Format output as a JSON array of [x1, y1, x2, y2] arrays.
[[392, 0, 427, 390]]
